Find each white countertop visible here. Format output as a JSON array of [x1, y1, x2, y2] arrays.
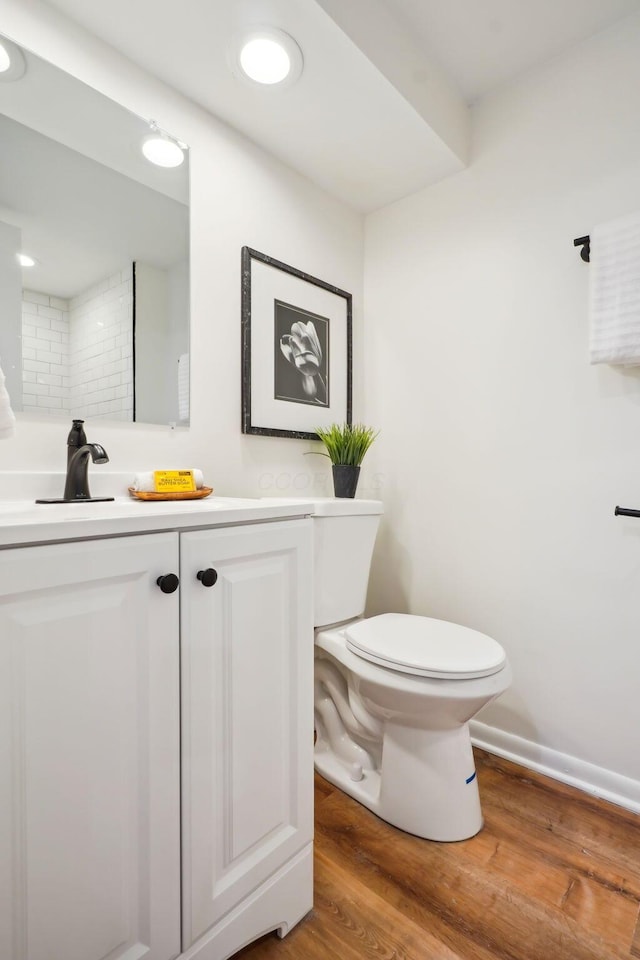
[[0, 496, 313, 548]]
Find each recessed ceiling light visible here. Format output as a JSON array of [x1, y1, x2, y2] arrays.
[[237, 28, 303, 86], [0, 37, 26, 82], [18, 253, 37, 267], [142, 134, 185, 168]]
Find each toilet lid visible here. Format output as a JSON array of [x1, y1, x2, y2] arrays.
[[344, 613, 506, 679]]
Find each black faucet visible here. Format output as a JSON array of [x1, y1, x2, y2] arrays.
[[66, 418, 87, 469], [36, 419, 115, 504], [64, 442, 110, 500]]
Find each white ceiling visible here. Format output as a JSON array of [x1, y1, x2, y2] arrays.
[[42, 0, 640, 212], [385, 0, 640, 102]]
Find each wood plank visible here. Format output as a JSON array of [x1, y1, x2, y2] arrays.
[[314, 771, 334, 803], [315, 786, 630, 960], [235, 751, 640, 960], [477, 753, 640, 897], [561, 875, 640, 954], [313, 846, 466, 960], [631, 911, 640, 958]]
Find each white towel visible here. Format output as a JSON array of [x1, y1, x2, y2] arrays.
[[132, 469, 205, 492], [589, 210, 640, 365], [178, 353, 189, 422], [0, 359, 16, 439]]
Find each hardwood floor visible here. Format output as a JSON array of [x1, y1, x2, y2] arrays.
[[234, 750, 640, 960]]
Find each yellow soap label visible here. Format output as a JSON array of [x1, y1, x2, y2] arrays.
[[154, 470, 196, 492]]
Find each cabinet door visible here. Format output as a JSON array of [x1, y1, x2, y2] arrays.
[[0, 534, 181, 960], [181, 520, 313, 946]]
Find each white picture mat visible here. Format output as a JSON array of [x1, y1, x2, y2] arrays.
[[250, 259, 348, 433]]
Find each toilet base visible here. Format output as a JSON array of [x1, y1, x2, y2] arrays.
[[314, 720, 483, 842], [313, 627, 511, 842]]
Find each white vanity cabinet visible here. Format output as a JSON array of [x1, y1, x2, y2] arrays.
[[0, 505, 313, 960], [180, 521, 314, 953], [0, 533, 182, 960]]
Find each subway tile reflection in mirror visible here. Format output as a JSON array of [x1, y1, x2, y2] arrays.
[[0, 37, 190, 426]]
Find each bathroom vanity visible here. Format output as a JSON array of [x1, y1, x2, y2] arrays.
[[0, 495, 313, 960]]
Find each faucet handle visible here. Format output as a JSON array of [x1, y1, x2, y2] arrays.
[[67, 419, 87, 446]]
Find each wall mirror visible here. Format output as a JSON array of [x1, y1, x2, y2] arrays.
[[0, 36, 190, 426]]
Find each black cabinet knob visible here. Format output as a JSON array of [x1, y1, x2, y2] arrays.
[[156, 573, 179, 594], [197, 568, 218, 587]]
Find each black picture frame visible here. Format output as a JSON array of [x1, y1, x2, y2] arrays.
[[241, 246, 352, 440]]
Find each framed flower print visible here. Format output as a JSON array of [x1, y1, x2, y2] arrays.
[[241, 246, 352, 439]]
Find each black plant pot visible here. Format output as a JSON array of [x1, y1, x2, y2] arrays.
[[332, 464, 360, 499]]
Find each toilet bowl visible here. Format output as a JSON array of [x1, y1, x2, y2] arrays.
[[266, 497, 511, 841], [314, 614, 511, 841]]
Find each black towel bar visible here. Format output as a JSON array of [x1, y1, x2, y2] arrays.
[[614, 506, 640, 518], [574, 235, 590, 262]]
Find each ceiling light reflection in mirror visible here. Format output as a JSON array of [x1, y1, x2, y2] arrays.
[[0, 37, 190, 427], [142, 120, 187, 168]]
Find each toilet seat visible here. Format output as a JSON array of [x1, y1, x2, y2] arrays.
[[344, 613, 506, 679]]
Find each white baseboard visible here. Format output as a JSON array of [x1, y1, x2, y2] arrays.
[[470, 720, 640, 815]]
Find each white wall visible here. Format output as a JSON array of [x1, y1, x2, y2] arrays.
[[68, 266, 133, 421], [167, 259, 190, 425], [134, 261, 167, 425], [0, 0, 363, 497], [364, 12, 640, 807], [21, 290, 70, 415], [21, 271, 133, 420], [0, 220, 22, 404]]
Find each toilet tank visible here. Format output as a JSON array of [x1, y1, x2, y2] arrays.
[[311, 499, 383, 627]]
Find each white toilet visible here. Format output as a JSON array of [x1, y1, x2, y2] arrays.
[[309, 498, 511, 842]]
